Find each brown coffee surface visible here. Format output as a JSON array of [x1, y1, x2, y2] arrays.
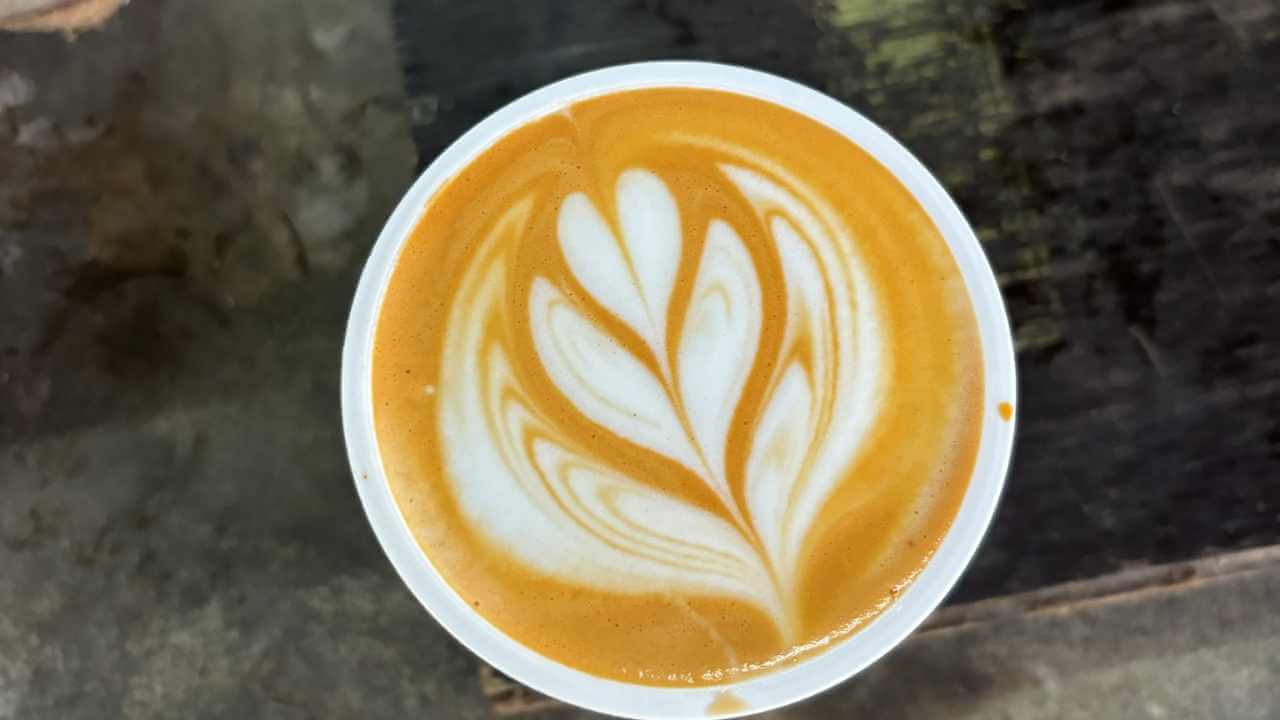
[[372, 88, 983, 686]]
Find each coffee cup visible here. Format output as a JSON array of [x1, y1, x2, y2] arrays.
[[342, 61, 1016, 719]]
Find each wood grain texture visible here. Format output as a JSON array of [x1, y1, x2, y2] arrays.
[[392, 0, 1280, 605]]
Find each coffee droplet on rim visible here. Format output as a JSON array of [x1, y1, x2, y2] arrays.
[[706, 691, 749, 716], [998, 402, 1013, 421]]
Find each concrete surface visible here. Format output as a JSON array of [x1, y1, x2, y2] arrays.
[[1, 1, 1277, 719], [0, 1, 463, 717]]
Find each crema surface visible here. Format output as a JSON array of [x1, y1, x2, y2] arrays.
[[373, 88, 983, 686]]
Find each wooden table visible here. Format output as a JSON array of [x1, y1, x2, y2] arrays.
[[394, 0, 1280, 605]]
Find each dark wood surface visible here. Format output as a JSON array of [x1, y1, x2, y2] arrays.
[[393, 0, 1280, 603]]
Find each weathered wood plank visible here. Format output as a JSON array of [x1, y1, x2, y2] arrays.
[[394, 0, 1280, 603]]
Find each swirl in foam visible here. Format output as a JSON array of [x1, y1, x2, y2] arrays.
[[373, 88, 984, 686]]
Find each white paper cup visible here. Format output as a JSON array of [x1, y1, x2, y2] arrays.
[[342, 61, 1016, 719]]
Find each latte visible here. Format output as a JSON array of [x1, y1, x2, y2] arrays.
[[372, 88, 983, 686]]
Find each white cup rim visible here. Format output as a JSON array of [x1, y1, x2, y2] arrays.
[[341, 61, 1017, 719]]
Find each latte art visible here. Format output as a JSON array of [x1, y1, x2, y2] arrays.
[[442, 161, 881, 640], [374, 88, 983, 685]]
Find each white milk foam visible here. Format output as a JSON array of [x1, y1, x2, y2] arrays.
[[436, 149, 884, 637]]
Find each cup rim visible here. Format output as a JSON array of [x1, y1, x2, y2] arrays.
[[341, 60, 1017, 719]]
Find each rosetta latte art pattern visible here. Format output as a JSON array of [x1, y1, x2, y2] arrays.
[[373, 88, 983, 686], [440, 159, 881, 643]]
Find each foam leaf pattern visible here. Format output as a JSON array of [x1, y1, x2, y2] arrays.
[[437, 198, 779, 620], [678, 219, 763, 492], [528, 277, 703, 477], [437, 160, 885, 639], [558, 169, 681, 357]]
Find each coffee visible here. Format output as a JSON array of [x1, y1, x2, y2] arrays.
[[373, 88, 983, 686]]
